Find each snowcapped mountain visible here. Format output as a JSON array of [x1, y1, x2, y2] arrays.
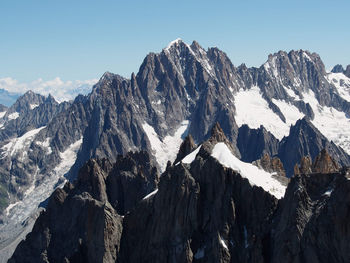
[[1, 39, 350, 261]]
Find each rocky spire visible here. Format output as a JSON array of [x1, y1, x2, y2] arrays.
[[299, 156, 313, 174], [312, 148, 339, 174], [174, 134, 196, 164], [294, 149, 339, 175], [331, 64, 345, 73], [345, 65, 350, 78]]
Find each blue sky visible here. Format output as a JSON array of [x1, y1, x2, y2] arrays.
[[1, 0, 349, 82]]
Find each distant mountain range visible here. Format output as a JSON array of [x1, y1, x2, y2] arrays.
[[1, 39, 350, 262]]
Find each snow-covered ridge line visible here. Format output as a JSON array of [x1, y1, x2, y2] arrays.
[[178, 146, 202, 165], [164, 38, 183, 51], [211, 142, 286, 199]]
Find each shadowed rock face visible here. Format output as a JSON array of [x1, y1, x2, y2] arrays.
[[278, 118, 349, 176], [345, 65, 350, 78], [9, 125, 350, 263], [237, 125, 279, 163], [9, 152, 158, 263], [118, 125, 279, 263], [272, 172, 350, 263]]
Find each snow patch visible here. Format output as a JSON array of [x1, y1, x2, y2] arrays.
[[180, 146, 201, 164], [4, 201, 20, 216], [284, 86, 299, 99], [2, 127, 45, 158], [35, 137, 52, 154], [234, 86, 291, 140], [165, 38, 183, 51], [272, 99, 303, 126], [0, 111, 6, 119], [323, 188, 333, 197], [53, 138, 83, 174], [29, 104, 39, 110], [219, 235, 228, 250], [327, 72, 350, 102], [302, 90, 350, 154], [7, 112, 19, 120], [211, 142, 286, 199], [142, 120, 189, 171], [142, 189, 158, 200]]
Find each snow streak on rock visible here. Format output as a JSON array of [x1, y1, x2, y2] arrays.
[[211, 142, 286, 199]]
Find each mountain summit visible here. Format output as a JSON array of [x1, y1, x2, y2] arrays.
[[1, 39, 350, 261]]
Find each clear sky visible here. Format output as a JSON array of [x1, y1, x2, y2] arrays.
[[1, 0, 349, 83]]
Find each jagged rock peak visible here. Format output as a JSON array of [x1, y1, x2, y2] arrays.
[[164, 38, 186, 51], [174, 134, 196, 164], [344, 65, 350, 78], [331, 64, 345, 73], [99, 71, 126, 83], [210, 122, 226, 142], [45, 93, 58, 104], [265, 49, 322, 70], [300, 156, 313, 174], [312, 148, 339, 174], [294, 149, 339, 175], [254, 153, 286, 178]]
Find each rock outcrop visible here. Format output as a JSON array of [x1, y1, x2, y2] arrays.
[[294, 148, 339, 175], [9, 124, 350, 263], [278, 118, 349, 176], [9, 151, 158, 263], [174, 134, 196, 164], [312, 148, 339, 173]]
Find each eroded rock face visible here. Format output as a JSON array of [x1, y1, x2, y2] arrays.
[[9, 126, 350, 263], [174, 134, 196, 164], [271, 172, 350, 263], [312, 149, 339, 174], [345, 65, 350, 78], [118, 140, 278, 263], [278, 118, 349, 176], [294, 148, 339, 175], [9, 152, 158, 263]]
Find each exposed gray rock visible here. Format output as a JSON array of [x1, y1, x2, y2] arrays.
[[9, 125, 350, 263], [9, 151, 158, 263], [174, 134, 196, 164], [331, 64, 345, 73], [345, 65, 350, 78], [272, 171, 350, 263], [237, 125, 279, 163], [278, 118, 349, 176]]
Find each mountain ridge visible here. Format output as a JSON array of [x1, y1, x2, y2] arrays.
[[1, 39, 350, 261]]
